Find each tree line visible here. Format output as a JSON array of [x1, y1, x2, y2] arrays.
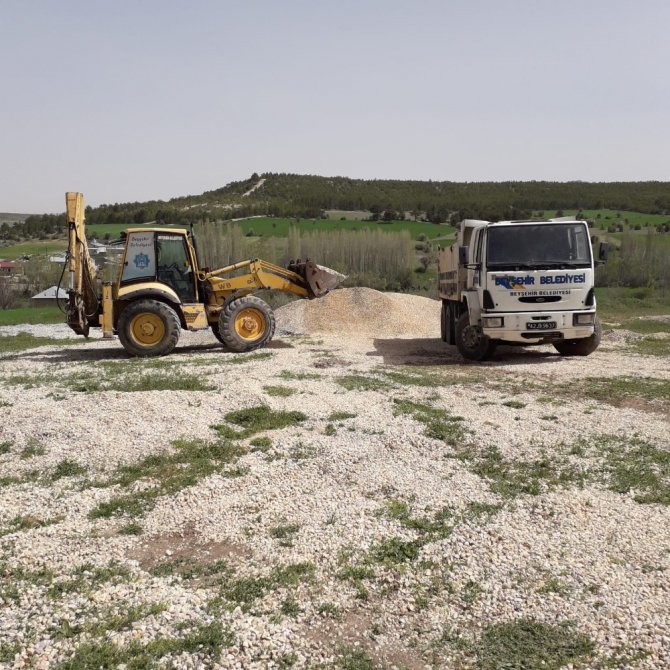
[[15, 174, 670, 236]]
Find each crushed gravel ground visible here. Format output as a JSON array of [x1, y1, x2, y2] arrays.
[[0, 288, 668, 669]]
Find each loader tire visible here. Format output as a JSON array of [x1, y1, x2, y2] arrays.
[[118, 300, 180, 357], [455, 312, 496, 361], [554, 317, 601, 356], [211, 325, 227, 346], [219, 296, 275, 353]]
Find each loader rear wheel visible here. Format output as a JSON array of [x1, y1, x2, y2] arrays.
[[218, 296, 275, 352], [118, 300, 180, 357], [455, 312, 496, 361]]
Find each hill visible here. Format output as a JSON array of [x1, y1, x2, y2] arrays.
[[13, 174, 670, 232]]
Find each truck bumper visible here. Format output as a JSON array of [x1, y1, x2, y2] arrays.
[[481, 311, 596, 344]]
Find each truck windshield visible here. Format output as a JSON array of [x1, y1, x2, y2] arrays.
[[486, 223, 591, 268]]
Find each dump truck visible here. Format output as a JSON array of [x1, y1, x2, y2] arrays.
[[63, 192, 344, 356], [438, 218, 607, 361]]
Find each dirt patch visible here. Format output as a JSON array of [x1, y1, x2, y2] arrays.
[[128, 529, 250, 573]]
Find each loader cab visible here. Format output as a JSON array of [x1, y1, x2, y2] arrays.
[[120, 229, 197, 302]]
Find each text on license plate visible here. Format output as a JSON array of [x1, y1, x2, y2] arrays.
[[526, 321, 557, 330]]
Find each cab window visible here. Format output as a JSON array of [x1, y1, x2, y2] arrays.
[[156, 234, 196, 302]]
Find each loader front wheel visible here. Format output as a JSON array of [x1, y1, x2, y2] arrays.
[[118, 300, 181, 357], [219, 296, 275, 352]]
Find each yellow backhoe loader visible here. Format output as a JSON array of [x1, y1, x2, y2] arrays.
[[63, 192, 343, 357]]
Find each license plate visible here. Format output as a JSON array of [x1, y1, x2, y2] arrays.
[[526, 321, 557, 330]]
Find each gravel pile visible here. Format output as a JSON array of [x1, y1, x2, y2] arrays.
[[276, 287, 440, 337], [0, 293, 669, 669]]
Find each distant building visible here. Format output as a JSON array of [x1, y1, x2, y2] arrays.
[[0, 261, 20, 276], [31, 285, 68, 307]]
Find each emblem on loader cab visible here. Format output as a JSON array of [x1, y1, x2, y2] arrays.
[[133, 253, 150, 269]]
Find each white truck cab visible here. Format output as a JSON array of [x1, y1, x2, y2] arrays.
[[438, 218, 607, 360]]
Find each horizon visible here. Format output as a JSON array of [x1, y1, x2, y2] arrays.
[[2, 0, 669, 213]]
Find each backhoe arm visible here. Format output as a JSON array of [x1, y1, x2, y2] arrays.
[[66, 192, 99, 336]]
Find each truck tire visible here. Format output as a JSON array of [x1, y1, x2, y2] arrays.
[[553, 317, 602, 356], [455, 312, 496, 361], [440, 301, 448, 342], [117, 299, 181, 357], [218, 295, 275, 352]]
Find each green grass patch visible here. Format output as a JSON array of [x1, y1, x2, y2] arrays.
[[54, 620, 233, 669], [336, 374, 391, 392], [51, 459, 87, 480], [278, 369, 321, 381], [582, 434, 670, 505], [469, 447, 585, 498], [118, 522, 143, 536], [216, 405, 307, 438], [0, 514, 62, 538], [0, 305, 64, 326], [571, 376, 670, 405], [628, 337, 670, 357], [263, 385, 296, 397], [336, 646, 378, 670], [0, 332, 86, 354], [269, 523, 301, 546], [502, 400, 526, 409], [48, 561, 132, 598], [149, 557, 231, 582], [597, 286, 670, 322], [328, 411, 357, 421], [215, 215, 453, 241], [88, 437, 246, 520], [393, 398, 467, 446], [0, 441, 11, 455], [221, 562, 315, 610], [19, 437, 47, 460], [474, 619, 595, 670]]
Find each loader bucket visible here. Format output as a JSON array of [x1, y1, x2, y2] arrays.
[[288, 260, 346, 298]]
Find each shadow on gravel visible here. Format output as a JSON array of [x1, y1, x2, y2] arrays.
[[12, 336, 294, 363], [370, 337, 562, 367]]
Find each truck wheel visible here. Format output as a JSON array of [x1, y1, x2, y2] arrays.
[[455, 312, 496, 361], [117, 300, 180, 357], [554, 317, 602, 356], [219, 296, 276, 352], [440, 302, 448, 342]]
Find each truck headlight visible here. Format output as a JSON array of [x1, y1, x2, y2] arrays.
[[483, 317, 503, 328], [573, 313, 595, 326]]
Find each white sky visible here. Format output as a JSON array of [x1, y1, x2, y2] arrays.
[[1, 0, 669, 212]]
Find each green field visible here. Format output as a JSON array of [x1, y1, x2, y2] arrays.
[[85, 217, 454, 241], [0, 239, 65, 260], [540, 209, 670, 229], [0, 305, 64, 326]]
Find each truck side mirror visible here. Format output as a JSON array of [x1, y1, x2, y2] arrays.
[[598, 242, 609, 262], [459, 245, 469, 265]]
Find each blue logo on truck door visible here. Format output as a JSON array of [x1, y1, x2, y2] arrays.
[[494, 275, 535, 290]]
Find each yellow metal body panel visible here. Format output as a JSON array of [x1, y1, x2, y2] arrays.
[[182, 303, 209, 330], [101, 284, 114, 338], [116, 282, 181, 303]]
